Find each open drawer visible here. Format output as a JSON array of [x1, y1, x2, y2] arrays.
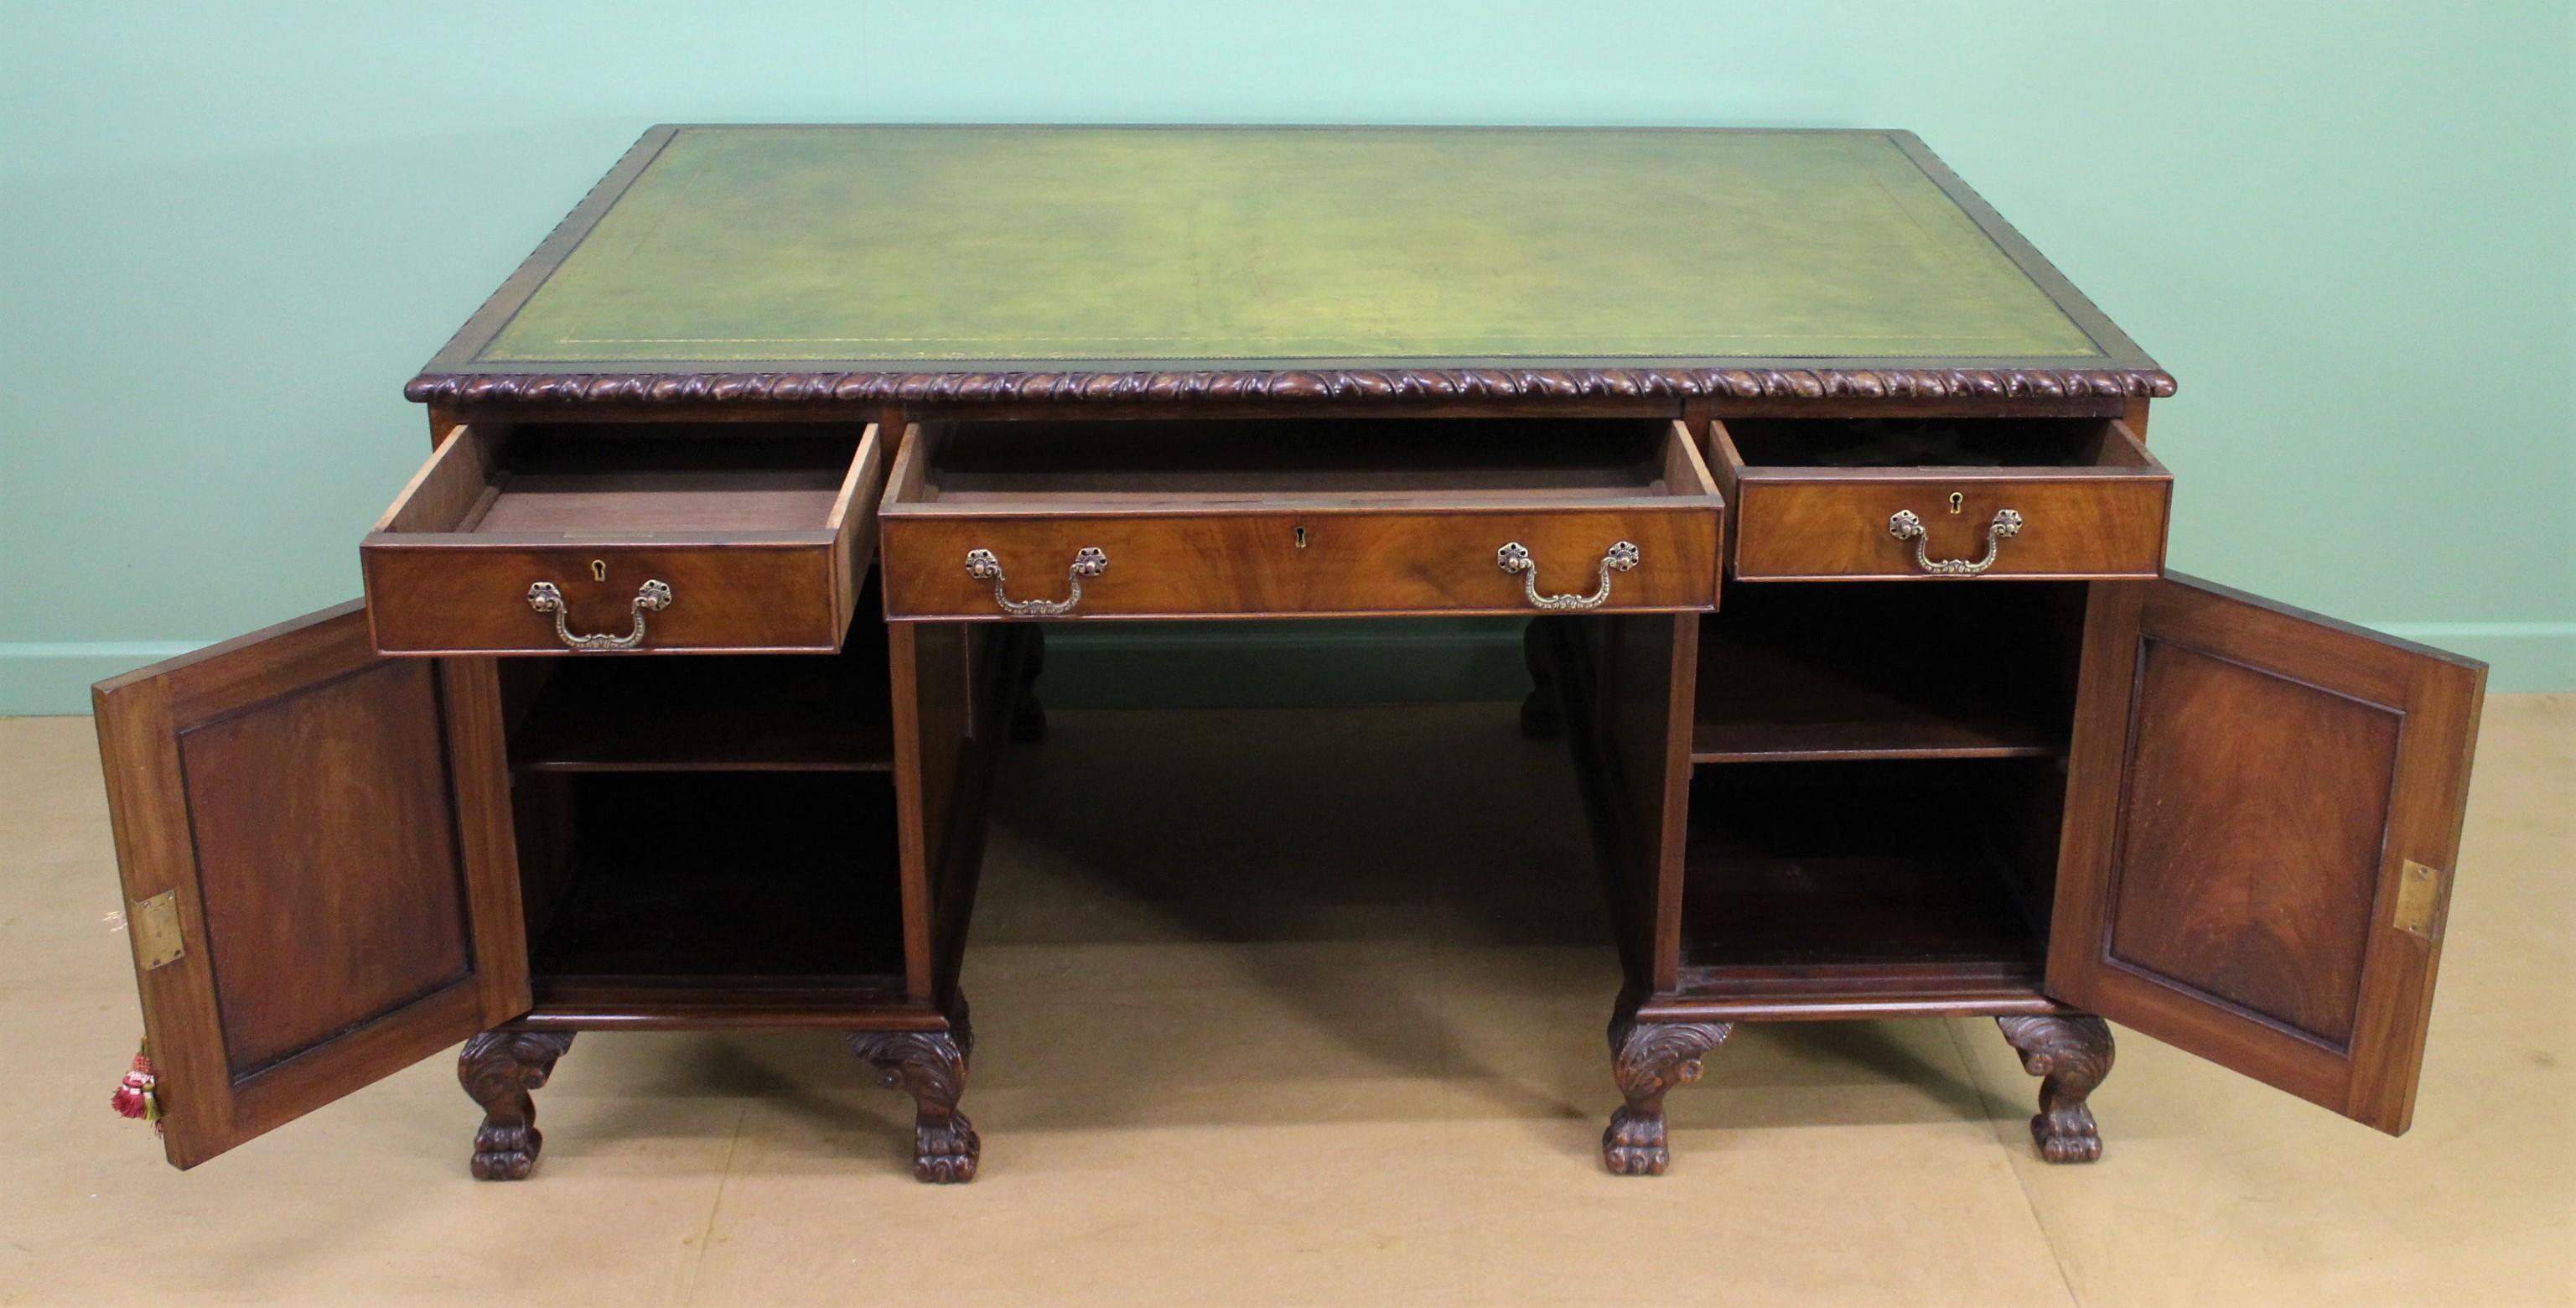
[[1708, 417, 2169, 581], [876, 418, 1724, 620], [362, 423, 884, 654]]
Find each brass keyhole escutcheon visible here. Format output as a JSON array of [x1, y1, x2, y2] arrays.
[[591, 559, 609, 582], [1947, 491, 1965, 515], [1293, 526, 1309, 549]]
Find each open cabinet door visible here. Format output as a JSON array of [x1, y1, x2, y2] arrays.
[[2046, 575, 2485, 1134], [93, 602, 531, 1167]]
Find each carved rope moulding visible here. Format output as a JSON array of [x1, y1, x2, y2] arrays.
[[405, 366, 2178, 406]]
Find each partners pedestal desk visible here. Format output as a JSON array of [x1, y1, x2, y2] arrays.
[[92, 126, 2485, 1183]]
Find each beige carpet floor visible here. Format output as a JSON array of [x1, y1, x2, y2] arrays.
[[1, 695, 2567, 1305]]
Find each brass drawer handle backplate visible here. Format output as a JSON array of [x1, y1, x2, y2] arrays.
[[526, 579, 671, 651], [966, 547, 1108, 616], [1497, 540, 1639, 610], [1889, 508, 2023, 575]]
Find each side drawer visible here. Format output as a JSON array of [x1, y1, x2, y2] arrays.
[[877, 418, 1725, 620], [1708, 417, 2169, 581], [362, 423, 883, 655]]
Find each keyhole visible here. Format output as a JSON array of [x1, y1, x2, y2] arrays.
[[1946, 492, 1965, 515], [1293, 526, 1309, 549], [591, 559, 609, 582]]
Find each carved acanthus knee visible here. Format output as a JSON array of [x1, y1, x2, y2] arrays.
[[850, 1010, 978, 1184], [459, 1029, 576, 1181], [1996, 1014, 2114, 1164], [1603, 1001, 1731, 1176]]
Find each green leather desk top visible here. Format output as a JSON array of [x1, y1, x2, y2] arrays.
[[421, 126, 2159, 390]]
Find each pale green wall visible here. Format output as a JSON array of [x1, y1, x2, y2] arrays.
[[3, 2, 2570, 712]]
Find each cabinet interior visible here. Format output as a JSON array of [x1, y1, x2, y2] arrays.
[[1692, 582, 2084, 764], [496, 582, 904, 999], [511, 640, 892, 773], [512, 770, 904, 981], [1678, 582, 2086, 1006], [1677, 758, 2063, 996], [913, 417, 1688, 506]]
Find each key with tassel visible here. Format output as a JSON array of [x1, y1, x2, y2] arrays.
[[111, 1037, 162, 1135]]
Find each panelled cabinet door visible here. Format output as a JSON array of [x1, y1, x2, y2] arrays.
[[2045, 575, 2485, 1134], [92, 602, 531, 1167]]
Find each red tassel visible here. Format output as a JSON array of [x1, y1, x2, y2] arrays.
[[111, 1041, 161, 1134]]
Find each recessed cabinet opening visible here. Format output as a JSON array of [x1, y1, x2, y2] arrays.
[[514, 771, 904, 982], [912, 418, 1689, 506], [512, 642, 893, 772], [1718, 416, 2139, 470], [1693, 582, 2086, 764], [1678, 581, 2086, 1011], [1677, 759, 2063, 997], [495, 592, 906, 1003]]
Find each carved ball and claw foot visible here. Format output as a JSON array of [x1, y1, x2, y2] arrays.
[[1604, 1002, 1732, 1176], [459, 1029, 576, 1181], [1996, 1015, 2115, 1164], [850, 1012, 978, 1183], [1519, 618, 1564, 740], [1008, 627, 1048, 743]]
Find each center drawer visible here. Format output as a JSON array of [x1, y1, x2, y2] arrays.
[[362, 423, 883, 655], [877, 418, 1724, 620]]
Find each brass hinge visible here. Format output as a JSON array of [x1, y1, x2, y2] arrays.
[[2392, 859, 2449, 942], [132, 891, 184, 969]]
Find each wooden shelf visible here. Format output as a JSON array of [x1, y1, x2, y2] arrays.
[[515, 643, 892, 773], [1677, 761, 2057, 1015], [1692, 583, 2078, 766], [1661, 965, 2055, 1022], [524, 978, 916, 1028], [526, 771, 907, 984]]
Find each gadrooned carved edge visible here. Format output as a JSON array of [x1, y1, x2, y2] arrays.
[[849, 1010, 978, 1184], [1604, 1002, 1734, 1177], [406, 366, 2175, 407], [458, 1029, 576, 1181], [1995, 1014, 2115, 1165]]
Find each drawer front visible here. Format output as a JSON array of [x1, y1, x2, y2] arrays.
[[361, 422, 882, 655], [365, 542, 854, 654], [1731, 476, 2169, 581], [880, 506, 1720, 620]]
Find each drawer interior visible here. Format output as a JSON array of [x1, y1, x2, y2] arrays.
[[1718, 416, 2147, 470], [384, 423, 873, 537], [903, 418, 1703, 508]]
